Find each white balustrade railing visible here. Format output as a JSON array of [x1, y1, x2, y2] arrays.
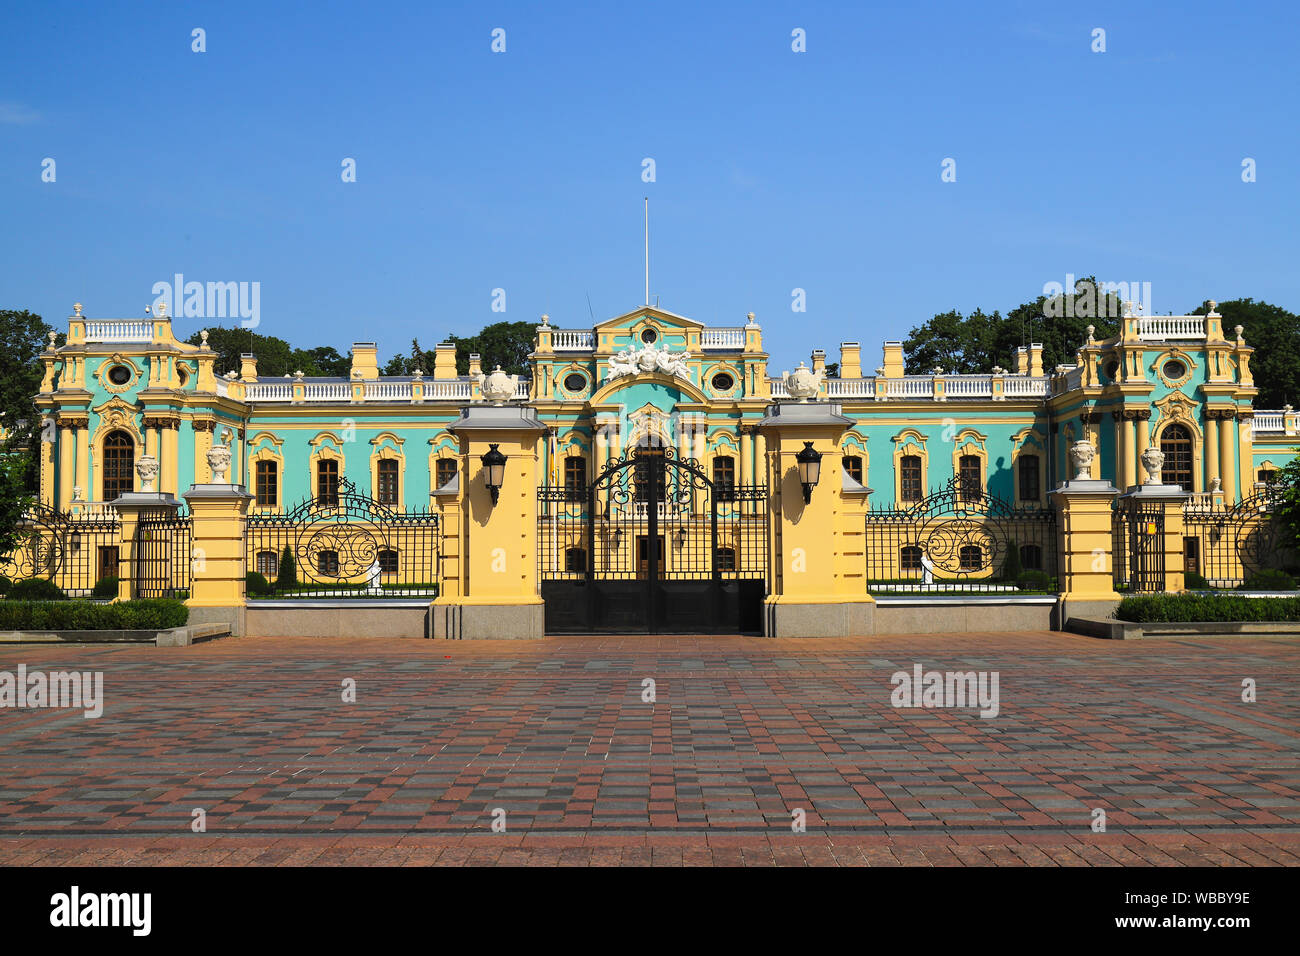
[[1003, 376, 1049, 397], [1252, 412, 1285, 434], [825, 378, 876, 398], [944, 375, 993, 398], [244, 382, 293, 401], [84, 319, 152, 343], [213, 378, 229, 397], [1053, 366, 1085, 393], [1137, 315, 1205, 340], [303, 382, 351, 401], [768, 378, 789, 398], [886, 377, 934, 399], [365, 381, 413, 401], [700, 328, 746, 349], [552, 330, 595, 350], [513, 380, 530, 399], [422, 380, 474, 400]]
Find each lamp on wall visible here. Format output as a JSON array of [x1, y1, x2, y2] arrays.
[[796, 441, 822, 504], [481, 444, 507, 505]]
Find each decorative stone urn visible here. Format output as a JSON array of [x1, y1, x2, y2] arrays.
[[783, 362, 825, 402], [1069, 440, 1095, 481], [135, 454, 160, 493], [480, 365, 518, 406], [1209, 476, 1222, 493], [1141, 446, 1165, 485], [207, 442, 232, 484]]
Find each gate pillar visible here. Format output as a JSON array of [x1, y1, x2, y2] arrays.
[[183, 482, 254, 635], [1050, 476, 1121, 625], [433, 404, 548, 639], [756, 401, 874, 637]]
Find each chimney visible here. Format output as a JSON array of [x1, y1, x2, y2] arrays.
[[811, 349, 826, 374], [239, 353, 258, 382], [882, 341, 904, 378], [433, 342, 458, 380], [1029, 342, 1044, 377], [839, 342, 861, 378], [467, 352, 483, 379], [1013, 346, 1029, 375], [350, 342, 379, 380]]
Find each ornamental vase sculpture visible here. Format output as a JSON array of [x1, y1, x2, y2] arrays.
[[784, 362, 824, 402], [1068, 440, 1095, 481], [135, 454, 160, 493], [207, 442, 231, 484], [1140, 446, 1165, 486], [480, 365, 518, 405]]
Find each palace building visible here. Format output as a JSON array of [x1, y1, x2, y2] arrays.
[[19, 301, 1300, 638]]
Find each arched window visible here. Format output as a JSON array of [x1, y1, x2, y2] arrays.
[[900, 455, 922, 502], [255, 460, 278, 507], [842, 455, 863, 484], [1160, 424, 1193, 490], [102, 430, 134, 500], [435, 457, 457, 490], [900, 545, 922, 572], [958, 455, 982, 501], [377, 458, 399, 506]]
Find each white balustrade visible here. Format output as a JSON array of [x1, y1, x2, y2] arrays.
[[303, 382, 351, 401], [1003, 376, 1049, 397], [1137, 315, 1205, 340], [244, 382, 293, 401], [825, 378, 876, 398], [700, 328, 746, 349], [84, 319, 153, 343], [365, 381, 413, 401], [1252, 412, 1284, 434], [552, 330, 595, 350], [422, 380, 474, 400], [886, 377, 934, 399], [943, 375, 993, 398]]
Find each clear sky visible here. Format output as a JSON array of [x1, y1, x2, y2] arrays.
[[2, 0, 1296, 371]]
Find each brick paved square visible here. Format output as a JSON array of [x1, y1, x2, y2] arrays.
[[1, 632, 1297, 866]]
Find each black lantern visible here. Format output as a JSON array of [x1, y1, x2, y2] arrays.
[[481, 443, 507, 504], [795, 441, 822, 504]]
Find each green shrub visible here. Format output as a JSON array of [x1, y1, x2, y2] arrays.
[[1184, 572, 1211, 590], [6, 578, 68, 601], [245, 571, 273, 597], [277, 546, 298, 592], [1115, 593, 1300, 623], [1015, 570, 1053, 591], [92, 576, 120, 599], [1239, 569, 1296, 591], [0, 599, 189, 630], [0, 576, 9, 596], [1002, 541, 1024, 582]]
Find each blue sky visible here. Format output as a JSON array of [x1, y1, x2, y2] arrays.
[[2, 0, 1296, 370]]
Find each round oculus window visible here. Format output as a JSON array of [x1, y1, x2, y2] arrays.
[[711, 372, 735, 391], [107, 364, 132, 386], [639, 328, 658, 344], [1162, 359, 1187, 379], [563, 373, 586, 392]]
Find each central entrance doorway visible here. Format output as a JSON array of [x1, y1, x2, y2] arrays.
[[539, 444, 767, 633]]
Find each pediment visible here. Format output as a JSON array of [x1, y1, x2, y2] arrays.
[[593, 305, 703, 333]]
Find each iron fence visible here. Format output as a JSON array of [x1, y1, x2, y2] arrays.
[[1182, 490, 1291, 589], [4, 505, 122, 596], [134, 508, 193, 599]]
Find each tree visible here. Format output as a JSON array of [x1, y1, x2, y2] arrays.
[[382, 339, 429, 376], [277, 546, 298, 592], [903, 277, 1123, 375], [0, 309, 58, 562], [1186, 298, 1300, 409], [446, 321, 535, 376], [1271, 457, 1300, 563], [184, 326, 295, 377], [292, 346, 351, 378]]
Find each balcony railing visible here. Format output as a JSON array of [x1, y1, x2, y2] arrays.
[[552, 330, 595, 350], [886, 377, 934, 399], [1003, 376, 1049, 398], [700, 328, 746, 349], [825, 378, 876, 398], [1252, 411, 1286, 434], [1137, 315, 1205, 340], [84, 319, 152, 343], [944, 375, 993, 399]]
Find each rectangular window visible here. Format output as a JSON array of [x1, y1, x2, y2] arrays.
[[959, 455, 982, 501], [564, 457, 587, 501], [317, 459, 339, 506], [1018, 454, 1040, 502], [377, 459, 399, 506], [255, 460, 277, 507], [900, 455, 922, 502], [842, 455, 863, 484], [435, 457, 457, 490], [713, 456, 735, 499]]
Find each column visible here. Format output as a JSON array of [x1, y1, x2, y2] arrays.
[[1205, 414, 1221, 488], [1051, 477, 1121, 624], [1135, 411, 1150, 478], [160, 419, 179, 496], [1121, 413, 1137, 490], [74, 424, 89, 503], [57, 422, 76, 511], [184, 483, 253, 634], [739, 427, 753, 486], [1218, 414, 1236, 503], [1237, 413, 1254, 500]]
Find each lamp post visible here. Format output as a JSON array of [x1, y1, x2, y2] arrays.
[[795, 441, 822, 504], [481, 443, 507, 505]]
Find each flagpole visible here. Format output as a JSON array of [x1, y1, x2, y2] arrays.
[[644, 197, 649, 306]]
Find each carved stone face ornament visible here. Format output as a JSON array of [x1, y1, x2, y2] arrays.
[[606, 343, 691, 382]]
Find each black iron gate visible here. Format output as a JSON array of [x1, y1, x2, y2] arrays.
[[539, 446, 767, 633], [1114, 499, 1165, 592]]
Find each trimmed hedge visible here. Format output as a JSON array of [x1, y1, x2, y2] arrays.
[[1116, 593, 1300, 623], [7, 578, 68, 601], [1240, 569, 1297, 591], [92, 576, 120, 599], [0, 599, 189, 631], [245, 571, 274, 597]]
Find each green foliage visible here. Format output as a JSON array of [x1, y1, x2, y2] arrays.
[[183, 327, 352, 379], [382, 339, 429, 376], [1188, 298, 1300, 409], [1116, 593, 1300, 623], [91, 576, 120, 599], [245, 571, 274, 596], [1268, 457, 1300, 558], [1239, 569, 1296, 591], [1002, 541, 1024, 581], [0, 599, 189, 630], [903, 277, 1122, 375], [1015, 570, 1053, 591], [6, 577, 68, 601], [277, 546, 298, 591], [0, 576, 8, 595], [0, 309, 58, 559], [1184, 572, 1211, 590], [447, 321, 535, 376]]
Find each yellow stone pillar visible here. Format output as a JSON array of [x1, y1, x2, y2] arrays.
[[431, 405, 548, 639], [756, 401, 874, 637], [1205, 414, 1221, 487], [1050, 463, 1121, 625], [160, 420, 179, 496], [74, 424, 89, 503], [183, 483, 253, 634], [739, 427, 753, 486], [57, 423, 76, 511], [1236, 413, 1254, 502], [1122, 413, 1137, 490], [1135, 412, 1150, 477], [1218, 413, 1236, 503]]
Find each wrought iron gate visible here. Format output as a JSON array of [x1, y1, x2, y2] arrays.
[[1114, 499, 1165, 592], [538, 446, 767, 633], [1182, 490, 1288, 589]]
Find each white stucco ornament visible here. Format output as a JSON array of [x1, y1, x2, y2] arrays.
[[1069, 440, 1095, 481], [480, 365, 518, 405], [207, 441, 231, 484], [1141, 446, 1165, 485], [136, 454, 160, 492], [783, 362, 825, 402], [606, 343, 691, 382]]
